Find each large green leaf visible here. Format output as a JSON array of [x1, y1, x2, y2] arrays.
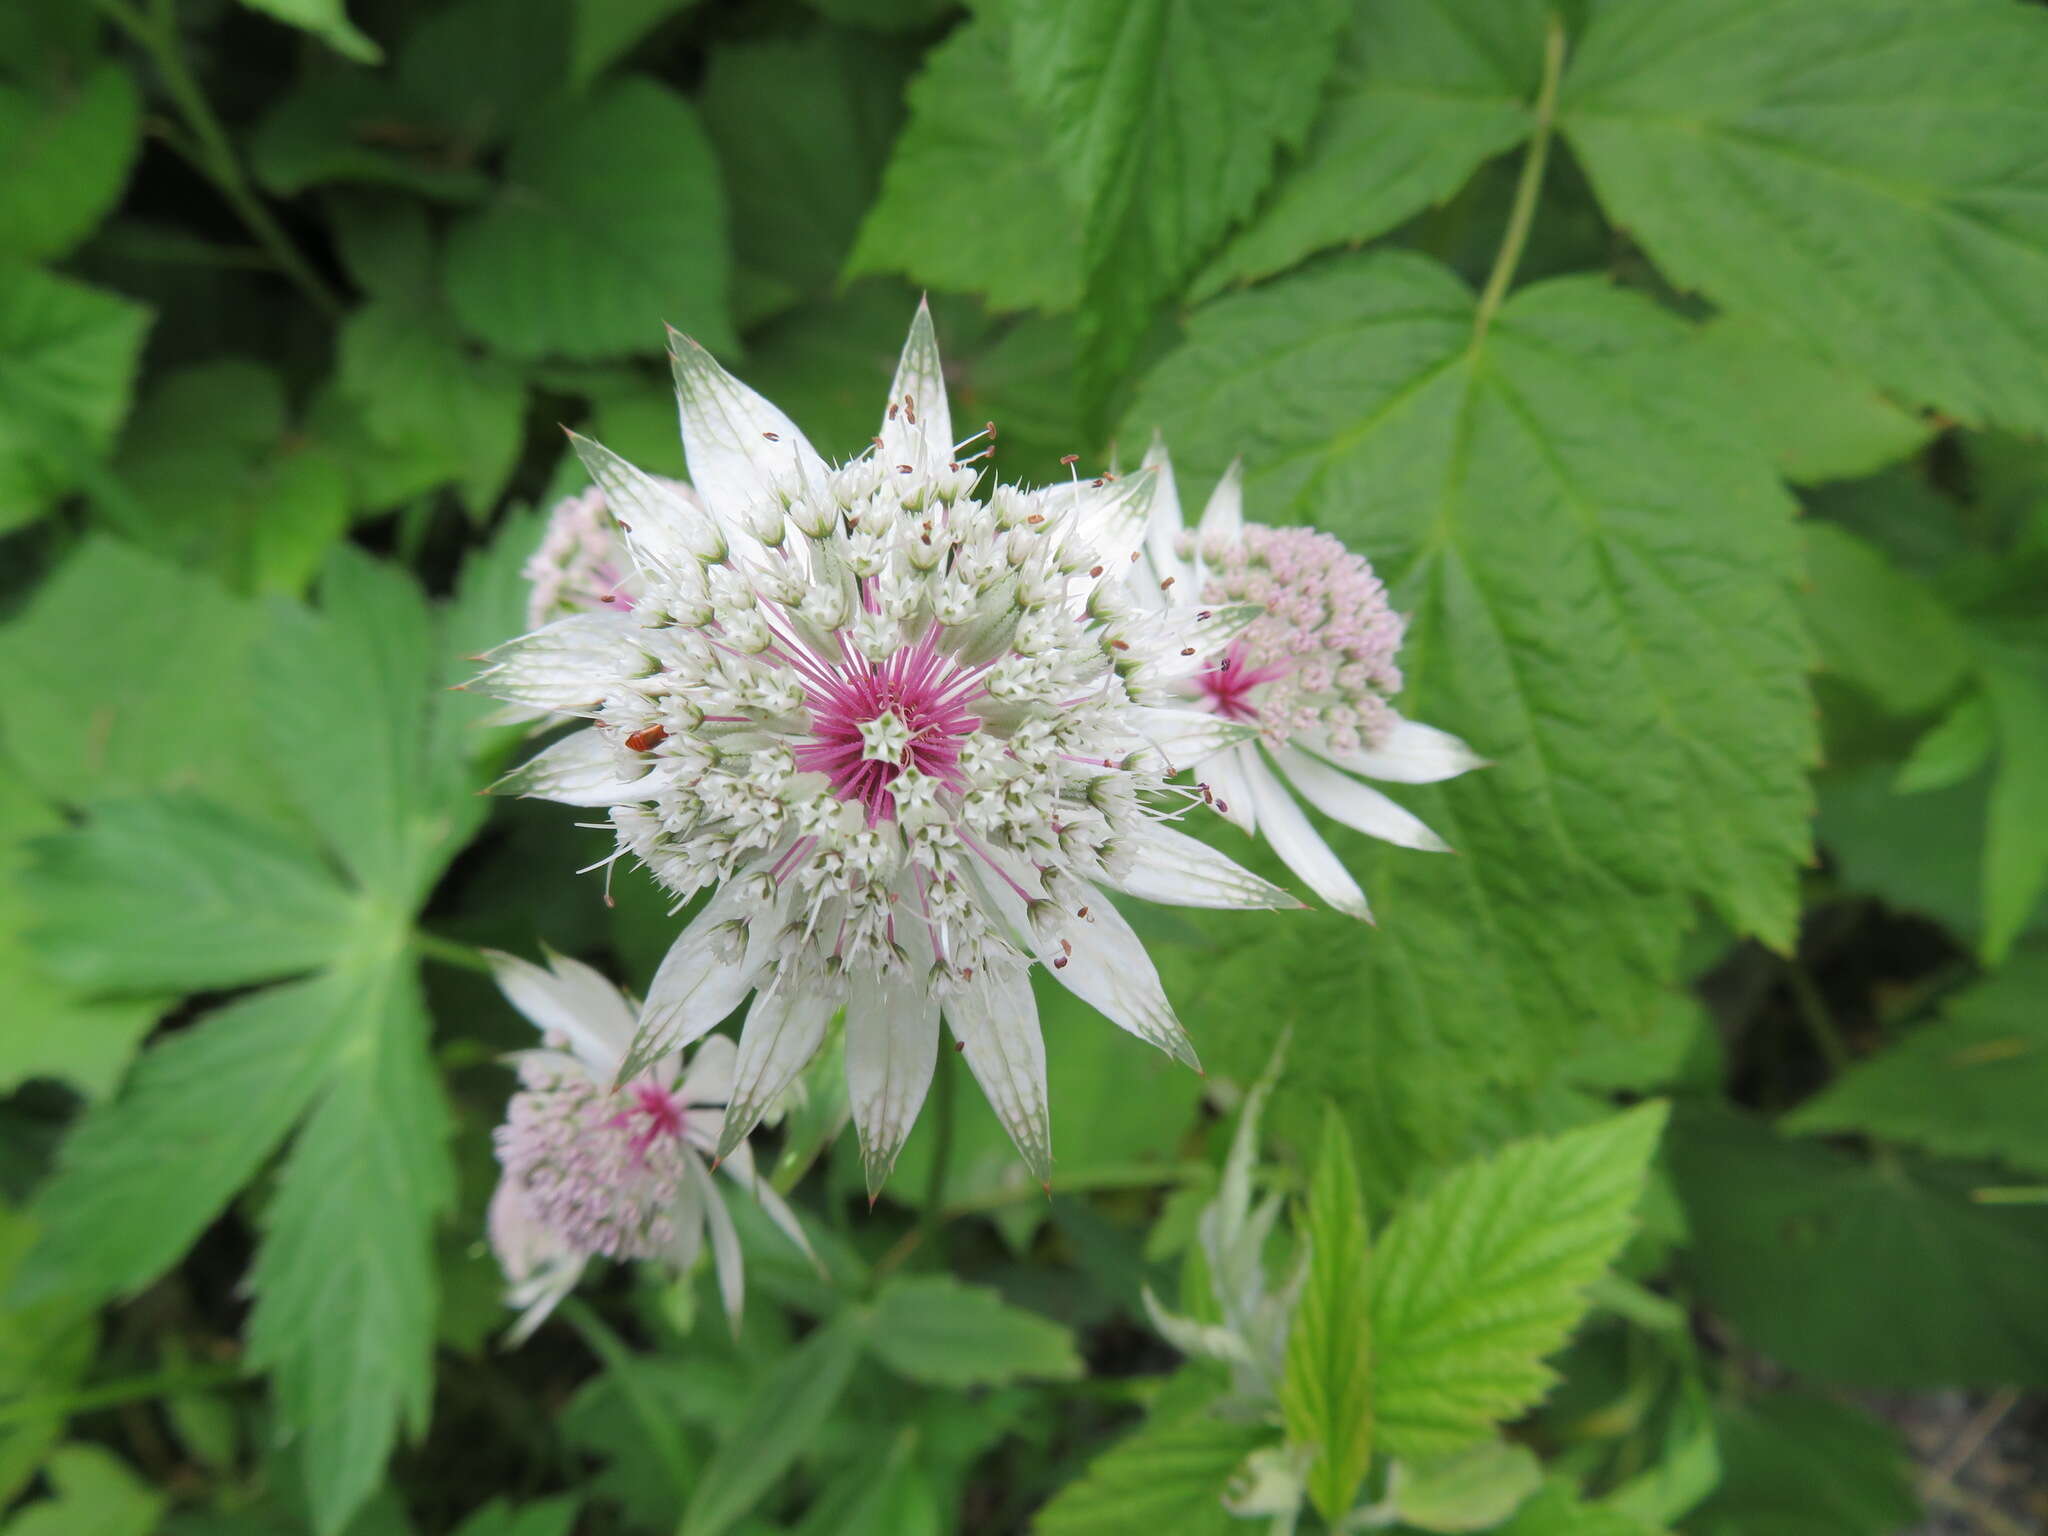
[[247, 965, 451, 1535], [13, 970, 360, 1306], [1198, 0, 1546, 297], [1127, 253, 1813, 1073], [1687, 1393, 1919, 1536], [1280, 1106, 1373, 1523], [1799, 522, 1969, 717], [0, 761, 156, 1100], [845, 14, 1081, 315], [444, 75, 732, 358], [1010, 0, 1347, 388], [1370, 1102, 1667, 1456], [1670, 1107, 2048, 1386], [1980, 653, 2048, 963], [0, 265, 149, 533], [0, 537, 285, 819], [0, 63, 141, 260], [868, 1275, 1083, 1388], [1561, 0, 2048, 435], [0, 1205, 98, 1505], [1787, 949, 2048, 1177], [0, 1444, 162, 1536], [1033, 1399, 1269, 1536]]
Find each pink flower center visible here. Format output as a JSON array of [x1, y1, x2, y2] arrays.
[[791, 626, 983, 824], [607, 1080, 685, 1164], [1195, 638, 1293, 723]]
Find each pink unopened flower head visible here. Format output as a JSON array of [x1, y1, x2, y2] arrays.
[[523, 482, 696, 629], [483, 950, 814, 1343], [1140, 441, 1486, 924], [1193, 525, 1406, 756]]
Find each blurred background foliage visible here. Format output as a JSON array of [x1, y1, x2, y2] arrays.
[[2, 0, 2047, 1531]]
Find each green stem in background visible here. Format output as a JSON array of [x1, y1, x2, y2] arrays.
[[559, 1297, 692, 1503], [413, 930, 496, 975], [1473, 10, 1567, 340], [95, 0, 345, 317], [1782, 958, 1851, 1073], [0, 1365, 244, 1429], [916, 1055, 957, 1259]]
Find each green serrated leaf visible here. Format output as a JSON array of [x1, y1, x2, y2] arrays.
[[1493, 1480, 1662, 1536], [249, 76, 493, 203], [1280, 1104, 1373, 1523], [1033, 1398, 1270, 1536], [678, 1315, 864, 1536], [13, 969, 361, 1307], [0, 63, 141, 260], [701, 28, 907, 321], [1198, 0, 1545, 298], [1800, 522, 1970, 717], [444, 75, 731, 359], [247, 963, 452, 1536], [26, 795, 356, 994], [846, 14, 1080, 315], [0, 265, 150, 533], [1981, 654, 2048, 964], [1787, 948, 2048, 1176], [395, 0, 569, 148], [0, 761, 157, 1100], [868, 1274, 1083, 1387], [570, 0, 698, 89], [1011, 0, 1347, 393], [1671, 1106, 2048, 1385], [1561, 0, 2048, 435], [1895, 690, 1993, 795], [1687, 1392, 1919, 1536], [236, 0, 381, 63], [1128, 252, 1814, 1077], [1371, 1102, 1668, 1456], [448, 1497, 581, 1536], [0, 1204, 98, 1505]]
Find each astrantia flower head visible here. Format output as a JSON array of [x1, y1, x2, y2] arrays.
[[484, 950, 812, 1342], [476, 304, 1301, 1193], [1139, 441, 1486, 921]]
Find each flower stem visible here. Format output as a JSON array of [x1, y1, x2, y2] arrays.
[[414, 931, 495, 975], [0, 1365, 244, 1428], [96, 0, 344, 318], [559, 1296, 693, 1504], [1473, 10, 1567, 341]]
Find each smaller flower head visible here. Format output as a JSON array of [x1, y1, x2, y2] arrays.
[[1139, 441, 1486, 922], [484, 949, 814, 1341], [522, 481, 694, 628]]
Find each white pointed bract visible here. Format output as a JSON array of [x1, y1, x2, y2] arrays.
[[1137, 439, 1486, 921], [484, 951, 814, 1342], [475, 305, 1298, 1194]]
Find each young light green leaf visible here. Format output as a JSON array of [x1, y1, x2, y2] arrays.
[[1981, 656, 2048, 964], [25, 795, 356, 994], [0, 266, 150, 533], [235, 0, 381, 63], [247, 964, 452, 1536], [445, 76, 732, 358], [1800, 522, 1970, 717], [1128, 253, 1814, 1073], [678, 1315, 864, 1536], [1494, 1480, 1663, 1536], [12, 969, 360, 1307], [1198, 0, 1546, 297], [869, 1274, 1083, 1388], [1391, 1438, 1545, 1533], [1561, 0, 2048, 435], [1671, 1107, 2048, 1385], [1010, 0, 1348, 390], [0, 64, 141, 260], [1895, 690, 1994, 795], [845, 15, 1081, 314], [1279, 1104, 1373, 1524], [0, 537, 284, 819], [1370, 1102, 1669, 1456], [1786, 949, 2048, 1176], [1692, 313, 1934, 486], [1033, 1400, 1272, 1536]]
